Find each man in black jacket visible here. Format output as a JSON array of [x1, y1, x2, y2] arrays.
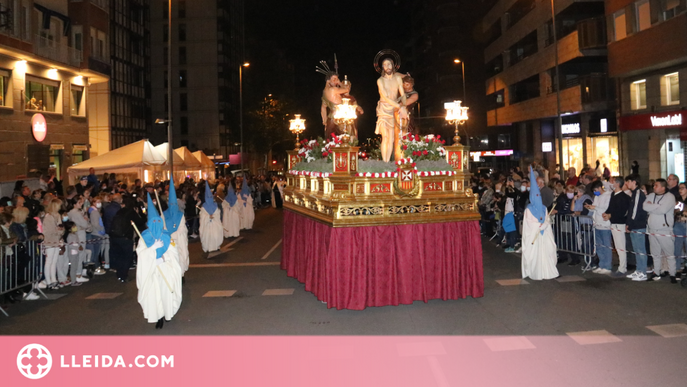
[[603, 176, 630, 275], [109, 197, 146, 282], [625, 174, 649, 281]]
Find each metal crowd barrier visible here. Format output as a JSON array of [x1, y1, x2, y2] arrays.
[[552, 214, 596, 272], [1, 240, 47, 317]]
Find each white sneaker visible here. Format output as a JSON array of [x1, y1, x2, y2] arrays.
[[595, 268, 612, 275], [626, 271, 639, 279], [632, 272, 647, 281], [514, 247, 522, 253], [592, 267, 602, 273], [38, 280, 47, 289], [76, 276, 89, 283], [94, 267, 106, 275], [23, 292, 40, 300]]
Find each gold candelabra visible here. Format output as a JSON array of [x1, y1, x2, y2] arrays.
[[289, 114, 306, 149], [445, 100, 469, 145]]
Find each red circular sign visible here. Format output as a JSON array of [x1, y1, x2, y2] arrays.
[[31, 113, 47, 142]]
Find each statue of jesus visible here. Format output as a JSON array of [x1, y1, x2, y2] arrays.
[[375, 57, 407, 162]]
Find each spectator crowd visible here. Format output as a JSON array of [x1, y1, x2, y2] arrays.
[[476, 161, 687, 284], [1, 167, 287, 306]]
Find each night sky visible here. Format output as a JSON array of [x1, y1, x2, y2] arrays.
[[246, 0, 413, 142]]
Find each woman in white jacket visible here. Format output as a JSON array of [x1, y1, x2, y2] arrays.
[[42, 199, 64, 289], [585, 180, 612, 274]]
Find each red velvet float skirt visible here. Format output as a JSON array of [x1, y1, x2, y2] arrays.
[[281, 210, 484, 310]]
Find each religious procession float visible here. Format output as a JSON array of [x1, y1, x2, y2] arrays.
[[281, 50, 484, 310]]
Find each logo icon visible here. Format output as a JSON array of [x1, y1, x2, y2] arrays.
[[17, 344, 52, 380]]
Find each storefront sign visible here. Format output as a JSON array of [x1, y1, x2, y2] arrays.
[[620, 109, 687, 131], [31, 113, 47, 142], [542, 142, 552, 152], [651, 114, 682, 127], [469, 149, 513, 158], [600, 119, 607, 133], [561, 123, 580, 134]]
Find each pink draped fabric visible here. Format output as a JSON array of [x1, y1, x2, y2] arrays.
[[281, 210, 484, 310]]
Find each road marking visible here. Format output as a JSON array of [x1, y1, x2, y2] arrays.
[[260, 239, 283, 260], [567, 330, 622, 345], [646, 323, 687, 338], [86, 292, 123, 300], [262, 288, 294, 296], [203, 290, 237, 297], [221, 237, 243, 252], [189, 262, 280, 268], [483, 336, 536, 352]]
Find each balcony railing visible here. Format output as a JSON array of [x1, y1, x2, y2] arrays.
[[577, 17, 606, 50], [33, 34, 83, 67]]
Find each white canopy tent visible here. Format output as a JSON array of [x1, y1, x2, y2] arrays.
[[193, 151, 216, 181], [174, 146, 203, 180], [154, 143, 187, 183], [67, 139, 166, 185]]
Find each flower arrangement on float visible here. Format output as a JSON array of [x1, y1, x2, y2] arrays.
[[401, 134, 446, 161], [290, 133, 455, 178]]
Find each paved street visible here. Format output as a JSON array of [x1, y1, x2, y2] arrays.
[[2, 209, 687, 385]]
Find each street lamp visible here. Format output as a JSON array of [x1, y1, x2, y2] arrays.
[[445, 100, 469, 145], [289, 114, 306, 149], [239, 62, 249, 172], [453, 59, 466, 105], [155, 118, 173, 179]]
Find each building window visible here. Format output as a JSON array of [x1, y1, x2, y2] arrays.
[[630, 79, 647, 110], [497, 134, 511, 149], [164, 93, 168, 112], [163, 47, 168, 65], [178, 1, 186, 18], [664, 0, 680, 20], [0, 69, 8, 107], [662, 72, 680, 106], [71, 85, 84, 116], [614, 10, 627, 41], [179, 70, 187, 88], [163, 24, 168, 42], [179, 24, 186, 41], [180, 93, 187, 111], [180, 116, 188, 135], [636, 0, 651, 31], [25, 76, 59, 112], [179, 47, 186, 65], [164, 71, 168, 88], [163, 1, 168, 19]]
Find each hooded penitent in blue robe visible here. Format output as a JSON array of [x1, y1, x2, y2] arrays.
[[163, 183, 184, 234], [240, 178, 251, 206], [527, 167, 547, 234], [225, 185, 238, 207], [202, 181, 218, 215], [142, 193, 171, 259]]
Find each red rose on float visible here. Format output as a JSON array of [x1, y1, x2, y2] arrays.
[[402, 145, 407, 150], [423, 150, 428, 155]]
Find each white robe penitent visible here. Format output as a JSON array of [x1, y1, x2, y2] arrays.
[[240, 196, 255, 230], [199, 207, 223, 252], [222, 201, 241, 238], [136, 240, 183, 323], [521, 208, 559, 280], [170, 215, 189, 274]]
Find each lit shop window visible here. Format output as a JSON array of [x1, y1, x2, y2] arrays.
[[25, 76, 59, 112], [630, 79, 647, 110], [588, 136, 619, 176], [661, 72, 679, 106], [614, 10, 627, 41], [636, 0, 651, 31]]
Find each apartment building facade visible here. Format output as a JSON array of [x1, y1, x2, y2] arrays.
[[150, 0, 244, 157], [0, 0, 109, 182], [607, 0, 687, 180], [482, 0, 615, 174]]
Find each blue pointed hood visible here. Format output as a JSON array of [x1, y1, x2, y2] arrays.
[[240, 177, 251, 206], [224, 184, 238, 207], [163, 183, 184, 233], [526, 166, 547, 231], [142, 193, 171, 258], [202, 180, 218, 215]]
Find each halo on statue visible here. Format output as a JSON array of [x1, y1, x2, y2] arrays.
[[374, 49, 401, 74]]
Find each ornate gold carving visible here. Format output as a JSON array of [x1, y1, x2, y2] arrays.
[[423, 182, 443, 192], [370, 183, 391, 193], [356, 184, 365, 194], [387, 205, 430, 215], [339, 206, 384, 217]]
